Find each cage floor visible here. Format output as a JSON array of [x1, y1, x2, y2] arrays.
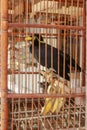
[[8, 98, 85, 130]]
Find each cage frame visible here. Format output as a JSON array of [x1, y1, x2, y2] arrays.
[[0, 0, 86, 129]]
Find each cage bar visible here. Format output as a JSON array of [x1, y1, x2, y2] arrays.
[[0, 0, 8, 130], [81, 0, 86, 86]]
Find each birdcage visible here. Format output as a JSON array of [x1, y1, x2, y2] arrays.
[[0, 0, 86, 130]]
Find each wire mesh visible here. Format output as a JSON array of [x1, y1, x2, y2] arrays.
[[0, 0, 86, 129], [8, 97, 85, 130], [8, 0, 85, 93]]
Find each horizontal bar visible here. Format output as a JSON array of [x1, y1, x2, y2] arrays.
[[7, 93, 85, 99], [35, 0, 83, 6], [8, 70, 39, 75], [11, 112, 85, 121], [8, 23, 85, 30], [48, 0, 83, 5]]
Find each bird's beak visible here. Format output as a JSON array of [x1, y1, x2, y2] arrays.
[[25, 36, 32, 41]]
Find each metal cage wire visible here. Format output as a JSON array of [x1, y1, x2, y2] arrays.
[[0, 0, 86, 130]]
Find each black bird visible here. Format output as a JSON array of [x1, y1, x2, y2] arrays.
[[25, 34, 81, 81]]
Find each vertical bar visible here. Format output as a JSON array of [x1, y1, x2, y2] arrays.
[[85, 1, 87, 129], [82, 0, 86, 86], [1, 0, 8, 130]]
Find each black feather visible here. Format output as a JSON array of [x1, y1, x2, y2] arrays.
[[29, 34, 81, 81]]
